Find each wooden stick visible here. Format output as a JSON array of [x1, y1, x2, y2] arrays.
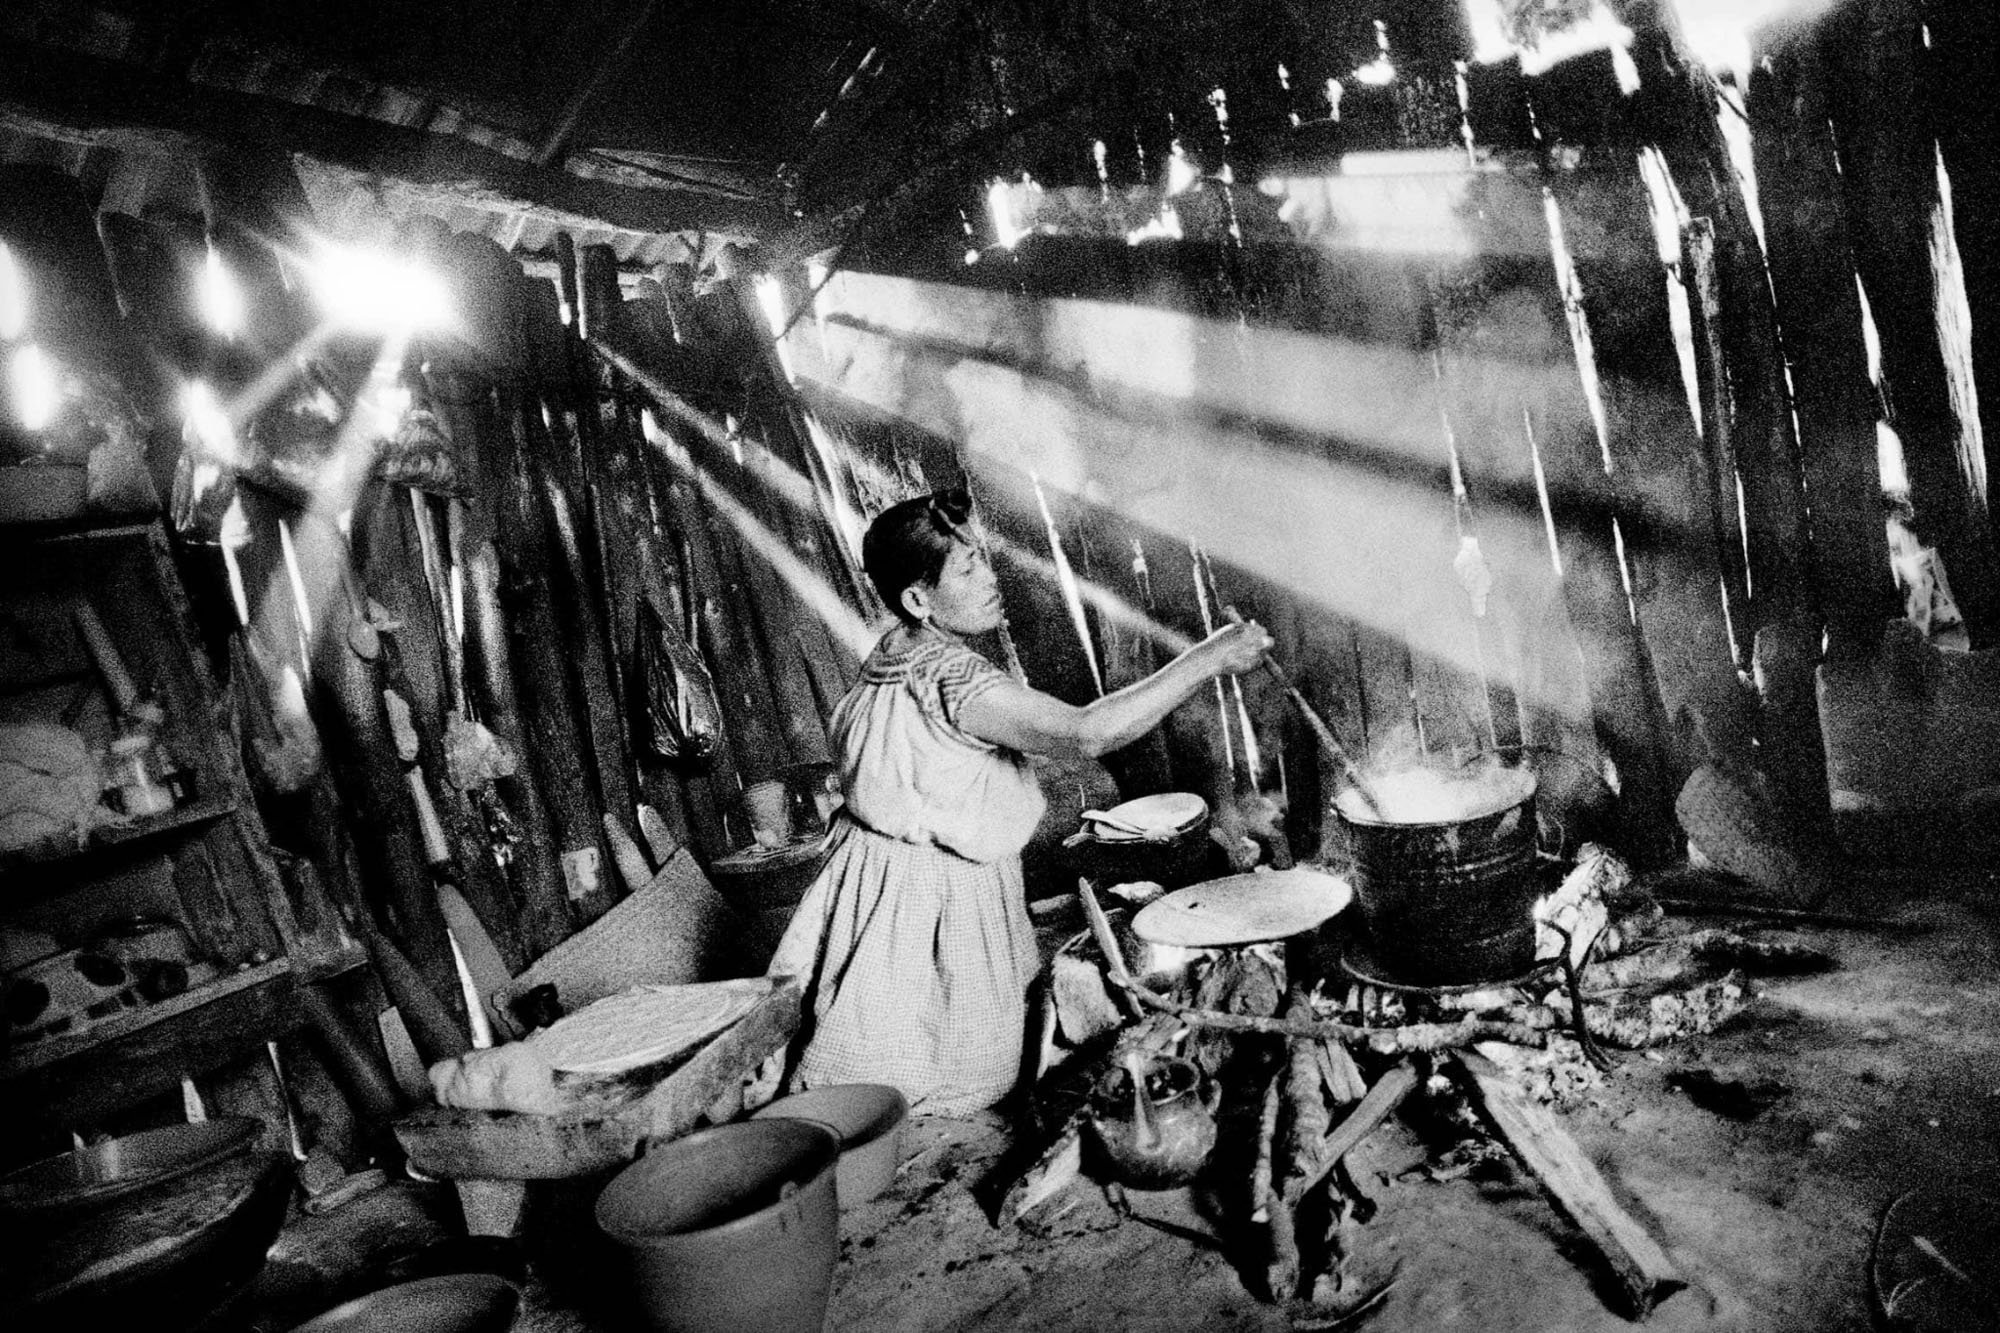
[[1224, 606, 1382, 816], [997, 1125, 1084, 1227], [995, 1012, 1183, 1226], [443, 377, 574, 960], [1453, 1048, 1684, 1318], [1077, 879, 1142, 1019], [1255, 1067, 1298, 1297], [1111, 973, 1547, 1051], [1654, 897, 1924, 933], [1285, 1060, 1420, 1207]]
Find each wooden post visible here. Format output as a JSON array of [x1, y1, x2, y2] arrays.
[[1427, 249, 1603, 777], [1927, 2, 2000, 526], [444, 393, 577, 959], [647, 416, 798, 790], [1616, 5, 1819, 635], [292, 509, 470, 1034], [1535, 52, 1758, 786], [1825, 0, 2000, 645], [491, 381, 616, 925], [525, 394, 641, 865], [1678, 217, 1754, 663], [353, 484, 527, 973], [1434, 145, 1680, 861], [422, 228, 577, 961], [1747, 20, 1897, 644]]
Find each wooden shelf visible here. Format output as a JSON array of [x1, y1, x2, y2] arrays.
[[0, 791, 239, 873], [0, 523, 301, 1132], [1, 957, 293, 1078], [96, 790, 238, 846]]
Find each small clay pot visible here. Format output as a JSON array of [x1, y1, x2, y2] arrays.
[[596, 1119, 840, 1333]]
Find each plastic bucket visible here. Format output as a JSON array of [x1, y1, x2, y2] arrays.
[[595, 1120, 840, 1333], [752, 1083, 908, 1207]]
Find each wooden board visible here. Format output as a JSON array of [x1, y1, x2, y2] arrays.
[[1454, 1047, 1685, 1318], [496, 848, 743, 1018], [1745, 28, 1896, 636], [393, 977, 800, 1180]]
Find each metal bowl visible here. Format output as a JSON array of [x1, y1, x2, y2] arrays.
[[13, 1145, 292, 1333], [286, 1274, 522, 1333], [0, 1115, 262, 1216]]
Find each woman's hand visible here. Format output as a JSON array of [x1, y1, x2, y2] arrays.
[[1200, 618, 1275, 677]]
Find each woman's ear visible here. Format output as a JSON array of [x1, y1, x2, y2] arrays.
[[900, 581, 933, 622]]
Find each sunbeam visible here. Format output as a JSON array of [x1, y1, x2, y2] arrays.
[[787, 268, 1603, 691], [639, 409, 875, 660]]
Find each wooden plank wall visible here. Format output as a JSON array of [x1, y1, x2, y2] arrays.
[[0, 162, 878, 1156], [771, 0, 1996, 870]]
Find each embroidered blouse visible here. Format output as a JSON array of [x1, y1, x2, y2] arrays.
[[830, 625, 1046, 864]]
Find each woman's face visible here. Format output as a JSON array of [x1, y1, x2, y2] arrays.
[[905, 538, 1002, 635]]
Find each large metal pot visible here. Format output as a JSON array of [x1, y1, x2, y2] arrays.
[[1336, 768, 1541, 987]]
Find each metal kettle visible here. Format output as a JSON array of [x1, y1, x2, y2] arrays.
[[1087, 1051, 1219, 1189]]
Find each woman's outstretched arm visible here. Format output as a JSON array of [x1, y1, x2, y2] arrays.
[[955, 619, 1274, 759]]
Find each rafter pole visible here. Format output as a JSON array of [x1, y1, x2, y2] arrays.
[[533, 0, 660, 168], [0, 41, 783, 238]]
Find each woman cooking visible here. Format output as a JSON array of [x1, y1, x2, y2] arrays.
[[769, 488, 1274, 1114]]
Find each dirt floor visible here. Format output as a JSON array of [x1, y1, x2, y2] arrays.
[[728, 866, 2000, 1333], [249, 864, 2000, 1333]]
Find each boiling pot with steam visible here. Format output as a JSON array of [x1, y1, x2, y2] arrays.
[[1334, 764, 1541, 988]]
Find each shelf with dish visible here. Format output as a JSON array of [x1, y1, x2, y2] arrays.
[[0, 789, 238, 873], [0, 522, 319, 1133]]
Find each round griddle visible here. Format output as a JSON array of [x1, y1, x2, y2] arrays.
[[1131, 868, 1354, 948]]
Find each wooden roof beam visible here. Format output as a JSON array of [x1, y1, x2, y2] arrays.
[[0, 41, 786, 240]]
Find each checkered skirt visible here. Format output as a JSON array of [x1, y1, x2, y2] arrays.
[[768, 816, 1039, 1115]]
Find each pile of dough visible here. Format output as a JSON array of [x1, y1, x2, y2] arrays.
[[428, 1041, 563, 1116]]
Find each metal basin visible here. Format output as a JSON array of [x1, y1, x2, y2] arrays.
[[11, 1144, 292, 1333], [0, 1115, 262, 1218]]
